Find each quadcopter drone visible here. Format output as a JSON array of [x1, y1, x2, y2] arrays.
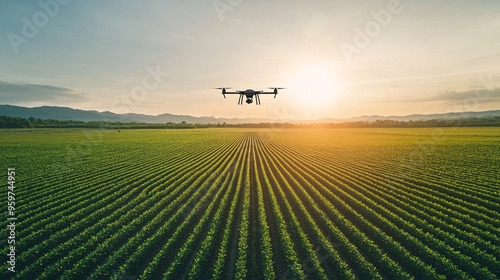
[[216, 87, 284, 105]]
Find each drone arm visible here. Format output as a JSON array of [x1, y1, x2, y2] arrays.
[[257, 92, 279, 98]]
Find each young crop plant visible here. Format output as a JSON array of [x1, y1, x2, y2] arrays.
[[1, 128, 498, 279]]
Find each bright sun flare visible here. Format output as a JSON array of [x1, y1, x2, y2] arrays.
[[289, 64, 340, 118]]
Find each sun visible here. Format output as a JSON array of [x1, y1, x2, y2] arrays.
[[288, 63, 340, 118]]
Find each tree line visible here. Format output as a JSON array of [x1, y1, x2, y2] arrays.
[[221, 117, 500, 128], [0, 116, 204, 129], [1, 115, 499, 129]]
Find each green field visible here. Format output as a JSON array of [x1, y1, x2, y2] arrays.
[[1, 128, 499, 279]]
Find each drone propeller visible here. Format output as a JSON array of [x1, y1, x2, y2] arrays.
[[215, 87, 232, 89], [268, 87, 285, 98], [216, 87, 232, 98]]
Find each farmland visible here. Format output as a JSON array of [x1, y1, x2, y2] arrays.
[[1, 128, 499, 279]]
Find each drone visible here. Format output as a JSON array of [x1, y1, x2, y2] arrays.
[[216, 87, 284, 105]]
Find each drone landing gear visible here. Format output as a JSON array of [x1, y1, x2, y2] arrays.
[[238, 94, 261, 105], [255, 94, 261, 105]]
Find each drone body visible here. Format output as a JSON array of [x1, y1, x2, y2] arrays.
[[216, 87, 284, 105]]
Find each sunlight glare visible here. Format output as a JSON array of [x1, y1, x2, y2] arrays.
[[289, 63, 340, 118]]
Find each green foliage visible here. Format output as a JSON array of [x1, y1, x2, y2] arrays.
[[1, 115, 500, 129], [0, 128, 498, 279]]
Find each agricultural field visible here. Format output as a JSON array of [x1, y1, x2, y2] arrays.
[[1, 127, 499, 279]]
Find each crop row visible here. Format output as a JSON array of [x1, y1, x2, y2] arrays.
[[2, 129, 498, 279]]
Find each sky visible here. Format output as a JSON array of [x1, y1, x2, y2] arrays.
[[1, 0, 500, 120]]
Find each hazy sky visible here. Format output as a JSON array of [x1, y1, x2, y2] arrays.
[[1, 0, 499, 120]]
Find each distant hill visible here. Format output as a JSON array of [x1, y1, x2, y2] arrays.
[[0, 105, 268, 124], [1, 104, 500, 124], [320, 111, 500, 123]]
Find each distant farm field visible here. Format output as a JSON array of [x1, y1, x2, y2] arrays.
[[1, 128, 499, 279]]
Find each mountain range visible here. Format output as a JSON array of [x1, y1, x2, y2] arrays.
[[1, 105, 500, 124]]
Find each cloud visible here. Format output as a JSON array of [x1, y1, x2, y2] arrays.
[[382, 86, 500, 107], [0, 81, 87, 104], [423, 87, 500, 103]]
